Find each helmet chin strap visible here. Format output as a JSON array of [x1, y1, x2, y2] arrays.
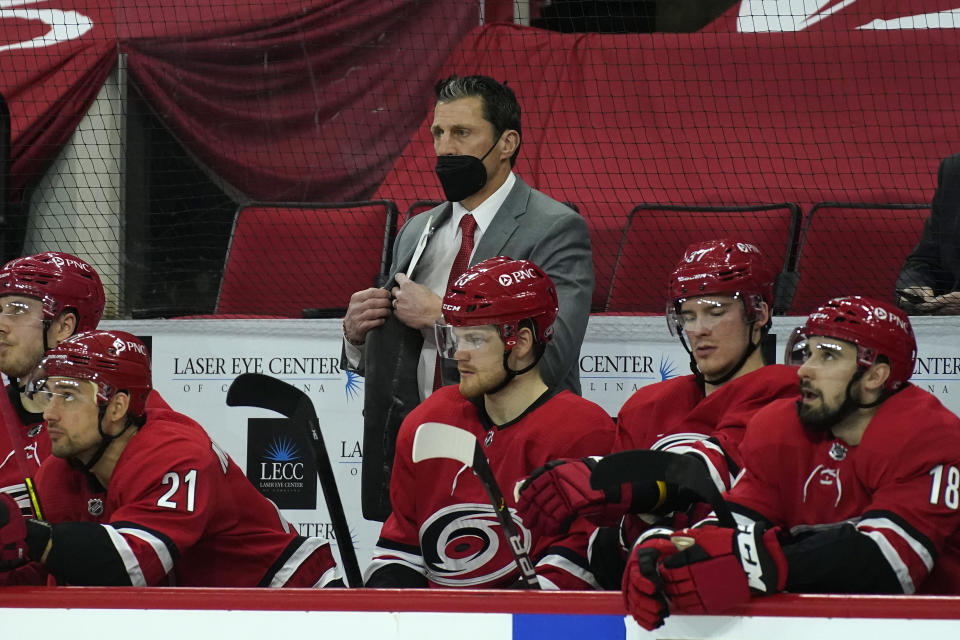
[[41, 319, 51, 353], [488, 345, 545, 395], [73, 403, 135, 473]]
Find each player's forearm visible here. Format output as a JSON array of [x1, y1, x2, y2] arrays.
[[28, 521, 135, 586], [782, 524, 903, 594]]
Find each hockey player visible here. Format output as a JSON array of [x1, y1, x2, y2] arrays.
[[0, 252, 104, 518], [515, 240, 798, 582], [0, 330, 340, 587], [364, 257, 615, 589], [624, 297, 960, 630]]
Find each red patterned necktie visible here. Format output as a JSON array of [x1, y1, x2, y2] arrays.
[[433, 214, 477, 391]]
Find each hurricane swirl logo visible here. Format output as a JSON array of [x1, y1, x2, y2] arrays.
[[420, 502, 532, 587]]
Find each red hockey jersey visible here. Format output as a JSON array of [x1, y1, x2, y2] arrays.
[[730, 386, 960, 594], [0, 383, 47, 516], [34, 392, 339, 587], [616, 365, 799, 490], [368, 386, 616, 589]]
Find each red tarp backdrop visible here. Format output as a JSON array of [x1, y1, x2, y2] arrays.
[[375, 23, 960, 214], [2, 2, 960, 207], [0, 0, 115, 201], [0, 1, 478, 202]]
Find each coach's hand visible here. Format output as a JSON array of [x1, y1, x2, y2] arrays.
[[343, 287, 392, 345]]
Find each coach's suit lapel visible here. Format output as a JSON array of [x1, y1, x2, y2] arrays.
[[388, 203, 453, 286], [471, 177, 531, 265]]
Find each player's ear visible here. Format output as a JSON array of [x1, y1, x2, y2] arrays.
[[499, 129, 520, 162], [863, 361, 891, 394], [103, 392, 131, 434], [511, 326, 536, 364], [49, 310, 77, 345]]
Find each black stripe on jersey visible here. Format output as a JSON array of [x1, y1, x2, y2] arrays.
[[258, 535, 305, 587], [479, 387, 563, 431], [45, 522, 132, 586], [539, 544, 590, 570], [725, 501, 772, 526], [111, 520, 181, 564], [706, 436, 739, 477], [374, 536, 424, 557], [860, 509, 938, 562]]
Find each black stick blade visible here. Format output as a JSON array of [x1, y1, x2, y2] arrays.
[[590, 449, 735, 528], [227, 372, 303, 418]]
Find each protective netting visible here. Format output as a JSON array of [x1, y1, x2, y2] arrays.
[[2, 1, 959, 317]]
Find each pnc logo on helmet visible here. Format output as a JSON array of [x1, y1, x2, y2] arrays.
[[50, 255, 91, 272]]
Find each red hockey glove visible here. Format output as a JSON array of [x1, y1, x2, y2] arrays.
[[0, 493, 28, 569], [621, 536, 679, 631], [515, 457, 636, 539], [660, 524, 787, 614]]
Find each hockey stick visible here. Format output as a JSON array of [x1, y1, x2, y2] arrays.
[[589, 449, 736, 528], [412, 422, 540, 589], [226, 373, 362, 587]]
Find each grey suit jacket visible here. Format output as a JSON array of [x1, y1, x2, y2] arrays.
[[351, 176, 594, 520]]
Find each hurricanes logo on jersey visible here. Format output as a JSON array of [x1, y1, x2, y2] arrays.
[[420, 503, 532, 587]]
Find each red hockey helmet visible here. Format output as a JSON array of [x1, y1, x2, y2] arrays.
[[36, 330, 152, 417], [667, 239, 775, 334], [0, 252, 105, 332], [440, 256, 558, 351], [786, 296, 917, 391], [668, 239, 775, 306]]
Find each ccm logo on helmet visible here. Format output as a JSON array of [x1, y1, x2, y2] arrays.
[[50, 255, 92, 272], [112, 338, 149, 356], [497, 268, 538, 287]]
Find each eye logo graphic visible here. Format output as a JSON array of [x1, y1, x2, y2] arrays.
[[345, 370, 362, 401], [659, 354, 678, 381], [247, 419, 317, 509], [265, 436, 300, 463]]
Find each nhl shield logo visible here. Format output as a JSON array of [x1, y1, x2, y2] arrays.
[[828, 442, 847, 461], [484, 431, 494, 447], [87, 498, 104, 516]]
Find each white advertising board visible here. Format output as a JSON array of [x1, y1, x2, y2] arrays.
[[99, 315, 960, 574]]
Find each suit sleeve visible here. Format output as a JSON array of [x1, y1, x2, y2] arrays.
[[896, 154, 958, 294], [528, 205, 594, 391]]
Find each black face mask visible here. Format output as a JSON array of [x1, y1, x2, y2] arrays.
[[434, 137, 500, 202]]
